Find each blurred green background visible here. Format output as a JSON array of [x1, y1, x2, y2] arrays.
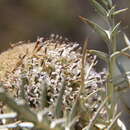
[[0, 0, 130, 52]]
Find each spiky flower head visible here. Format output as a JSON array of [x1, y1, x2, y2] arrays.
[[0, 35, 105, 129]]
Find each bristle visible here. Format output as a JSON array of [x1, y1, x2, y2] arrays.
[[0, 35, 105, 129]]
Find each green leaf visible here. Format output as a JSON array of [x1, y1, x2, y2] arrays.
[[89, 50, 108, 63], [99, 0, 112, 9], [107, 0, 113, 8], [20, 75, 29, 102], [107, 6, 115, 17], [91, 0, 107, 16], [40, 81, 48, 108], [110, 46, 130, 59], [113, 8, 128, 16], [67, 98, 79, 125], [54, 80, 66, 118], [83, 97, 108, 130], [0, 88, 37, 123], [107, 112, 121, 130], [100, 0, 109, 8], [79, 16, 110, 46], [110, 22, 120, 39]]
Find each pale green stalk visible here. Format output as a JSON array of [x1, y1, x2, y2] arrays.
[[80, 0, 128, 128]]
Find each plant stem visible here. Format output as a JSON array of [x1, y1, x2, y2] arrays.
[[107, 5, 118, 119]]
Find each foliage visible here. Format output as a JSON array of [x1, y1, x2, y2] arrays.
[[0, 0, 130, 130]]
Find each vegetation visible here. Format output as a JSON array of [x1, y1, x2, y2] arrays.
[[0, 0, 130, 129]]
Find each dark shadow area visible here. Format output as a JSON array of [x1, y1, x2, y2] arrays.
[[0, 0, 129, 54]]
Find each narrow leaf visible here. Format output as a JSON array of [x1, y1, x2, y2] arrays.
[[95, 123, 106, 129], [79, 16, 110, 46], [91, 0, 107, 16], [110, 22, 120, 39], [83, 97, 108, 130], [107, 112, 121, 130], [65, 116, 79, 130], [40, 81, 48, 108], [108, 0, 113, 8], [0, 113, 17, 119], [117, 118, 127, 130], [0, 88, 37, 123], [110, 46, 130, 59], [67, 98, 79, 125], [113, 8, 128, 16], [20, 74, 29, 101], [100, 0, 108, 8], [80, 40, 88, 93], [54, 80, 66, 118], [107, 6, 115, 17], [89, 49, 108, 63], [51, 118, 65, 128]]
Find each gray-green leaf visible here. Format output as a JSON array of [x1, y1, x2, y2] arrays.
[[110, 22, 120, 39], [113, 8, 128, 16], [89, 49, 108, 63], [79, 16, 110, 46], [91, 0, 107, 16], [107, 6, 115, 18], [108, 0, 113, 8], [54, 80, 66, 118]]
